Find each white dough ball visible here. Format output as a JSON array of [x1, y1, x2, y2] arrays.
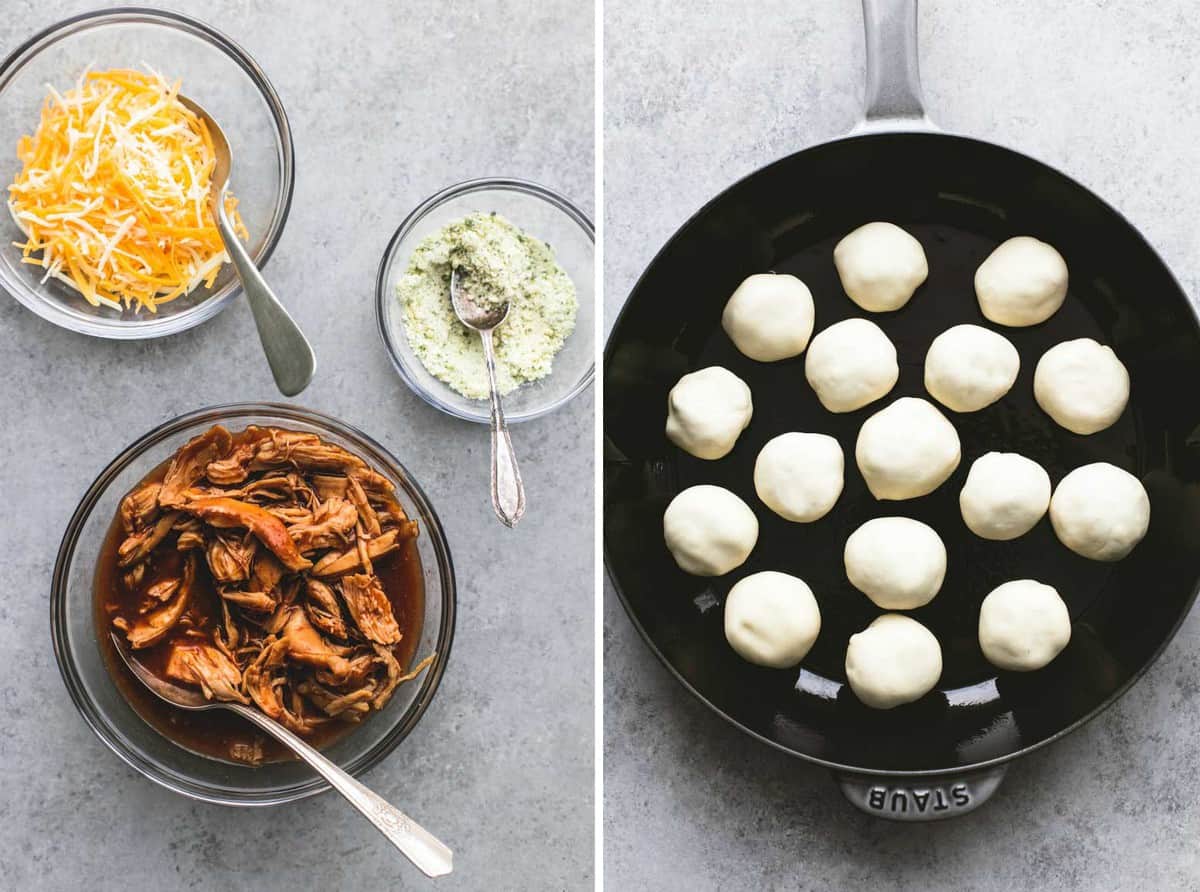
[[753, 433, 844, 522], [804, 318, 899, 413], [975, 236, 1068, 326], [833, 222, 928, 312], [924, 324, 1020, 413], [845, 614, 942, 709], [723, 571, 821, 668], [959, 452, 1052, 541], [1033, 338, 1130, 435], [721, 273, 815, 362], [844, 517, 946, 609], [665, 366, 753, 460], [979, 580, 1071, 671], [856, 397, 961, 500], [663, 485, 759, 576], [1049, 463, 1150, 561]]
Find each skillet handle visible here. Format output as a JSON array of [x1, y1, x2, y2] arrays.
[[834, 764, 1008, 821], [858, 0, 933, 129]]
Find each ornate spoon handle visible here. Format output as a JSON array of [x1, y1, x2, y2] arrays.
[[229, 703, 453, 878], [480, 327, 526, 527]]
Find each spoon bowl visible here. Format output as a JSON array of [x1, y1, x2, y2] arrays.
[[110, 632, 211, 710], [448, 267, 511, 331]]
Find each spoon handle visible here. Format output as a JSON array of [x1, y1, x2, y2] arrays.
[[480, 328, 526, 527], [215, 197, 316, 397], [227, 703, 453, 878]]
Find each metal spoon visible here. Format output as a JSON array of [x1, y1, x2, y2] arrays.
[[179, 95, 315, 397], [110, 633, 452, 878], [450, 267, 526, 527]]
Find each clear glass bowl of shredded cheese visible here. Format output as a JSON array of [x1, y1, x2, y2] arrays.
[[0, 8, 294, 339], [376, 178, 595, 423]]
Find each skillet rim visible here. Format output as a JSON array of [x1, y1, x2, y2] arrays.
[[603, 128, 1200, 778]]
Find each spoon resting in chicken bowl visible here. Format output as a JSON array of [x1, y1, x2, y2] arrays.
[[95, 424, 434, 765]]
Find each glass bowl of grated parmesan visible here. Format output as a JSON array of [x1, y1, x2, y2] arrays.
[[0, 8, 294, 339], [376, 178, 594, 423]]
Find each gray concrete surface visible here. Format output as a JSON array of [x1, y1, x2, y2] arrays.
[[0, 1, 593, 890], [604, 2, 1200, 889]]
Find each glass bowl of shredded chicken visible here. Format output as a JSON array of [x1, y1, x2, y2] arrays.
[[52, 404, 455, 806], [376, 178, 595, 423], [0, 9, 294, 339]]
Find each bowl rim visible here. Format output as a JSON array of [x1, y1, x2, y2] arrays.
[[375, 175, 595, 424], [51, 402, 457, 806], [0, 6, 296, 340]]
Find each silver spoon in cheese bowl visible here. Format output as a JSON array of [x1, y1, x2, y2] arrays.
[[178, 95, 316, 397], [450, 266, 527, 527], [109, 632, 453, 878]]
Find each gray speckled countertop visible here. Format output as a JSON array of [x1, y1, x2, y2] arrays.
[[605, 2, 1200, 889], [0, 1, 593, 889]]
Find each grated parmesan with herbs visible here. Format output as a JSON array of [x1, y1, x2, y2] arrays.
[[397, 212, 577, 400]]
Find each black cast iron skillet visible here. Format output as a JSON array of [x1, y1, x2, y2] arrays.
[[604, 0, 1200, 820]]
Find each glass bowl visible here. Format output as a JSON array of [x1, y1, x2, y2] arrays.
[[376, 177, 594, 423], [51, 403, 455, 806], [0, 8, 295, 339]]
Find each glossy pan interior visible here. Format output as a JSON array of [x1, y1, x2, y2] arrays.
[[604, 131, 1200, 774]]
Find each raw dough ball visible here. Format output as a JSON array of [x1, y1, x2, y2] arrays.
[[833, 221, 928, 312], [665, 366, 753, 460], [855, 397, 961, 500], [1033, 338, 1130, 435], [663, 485, 759, 576], [753, 432, 844, 522], [723, 571, 821, 668], [804, 318, 899, 413], [924, 324, 1019, 413], [845, 614, 942, 709], [844, 517, 946, 609], [722, 273, 815, 361], [959, 452, 1051, 541], [979, 580, 1071, 671], [975, 236, 1068, 326], [1049, 463, 1150, 561]]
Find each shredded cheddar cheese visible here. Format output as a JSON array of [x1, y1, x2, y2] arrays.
[[7, 68, 248, 313]]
